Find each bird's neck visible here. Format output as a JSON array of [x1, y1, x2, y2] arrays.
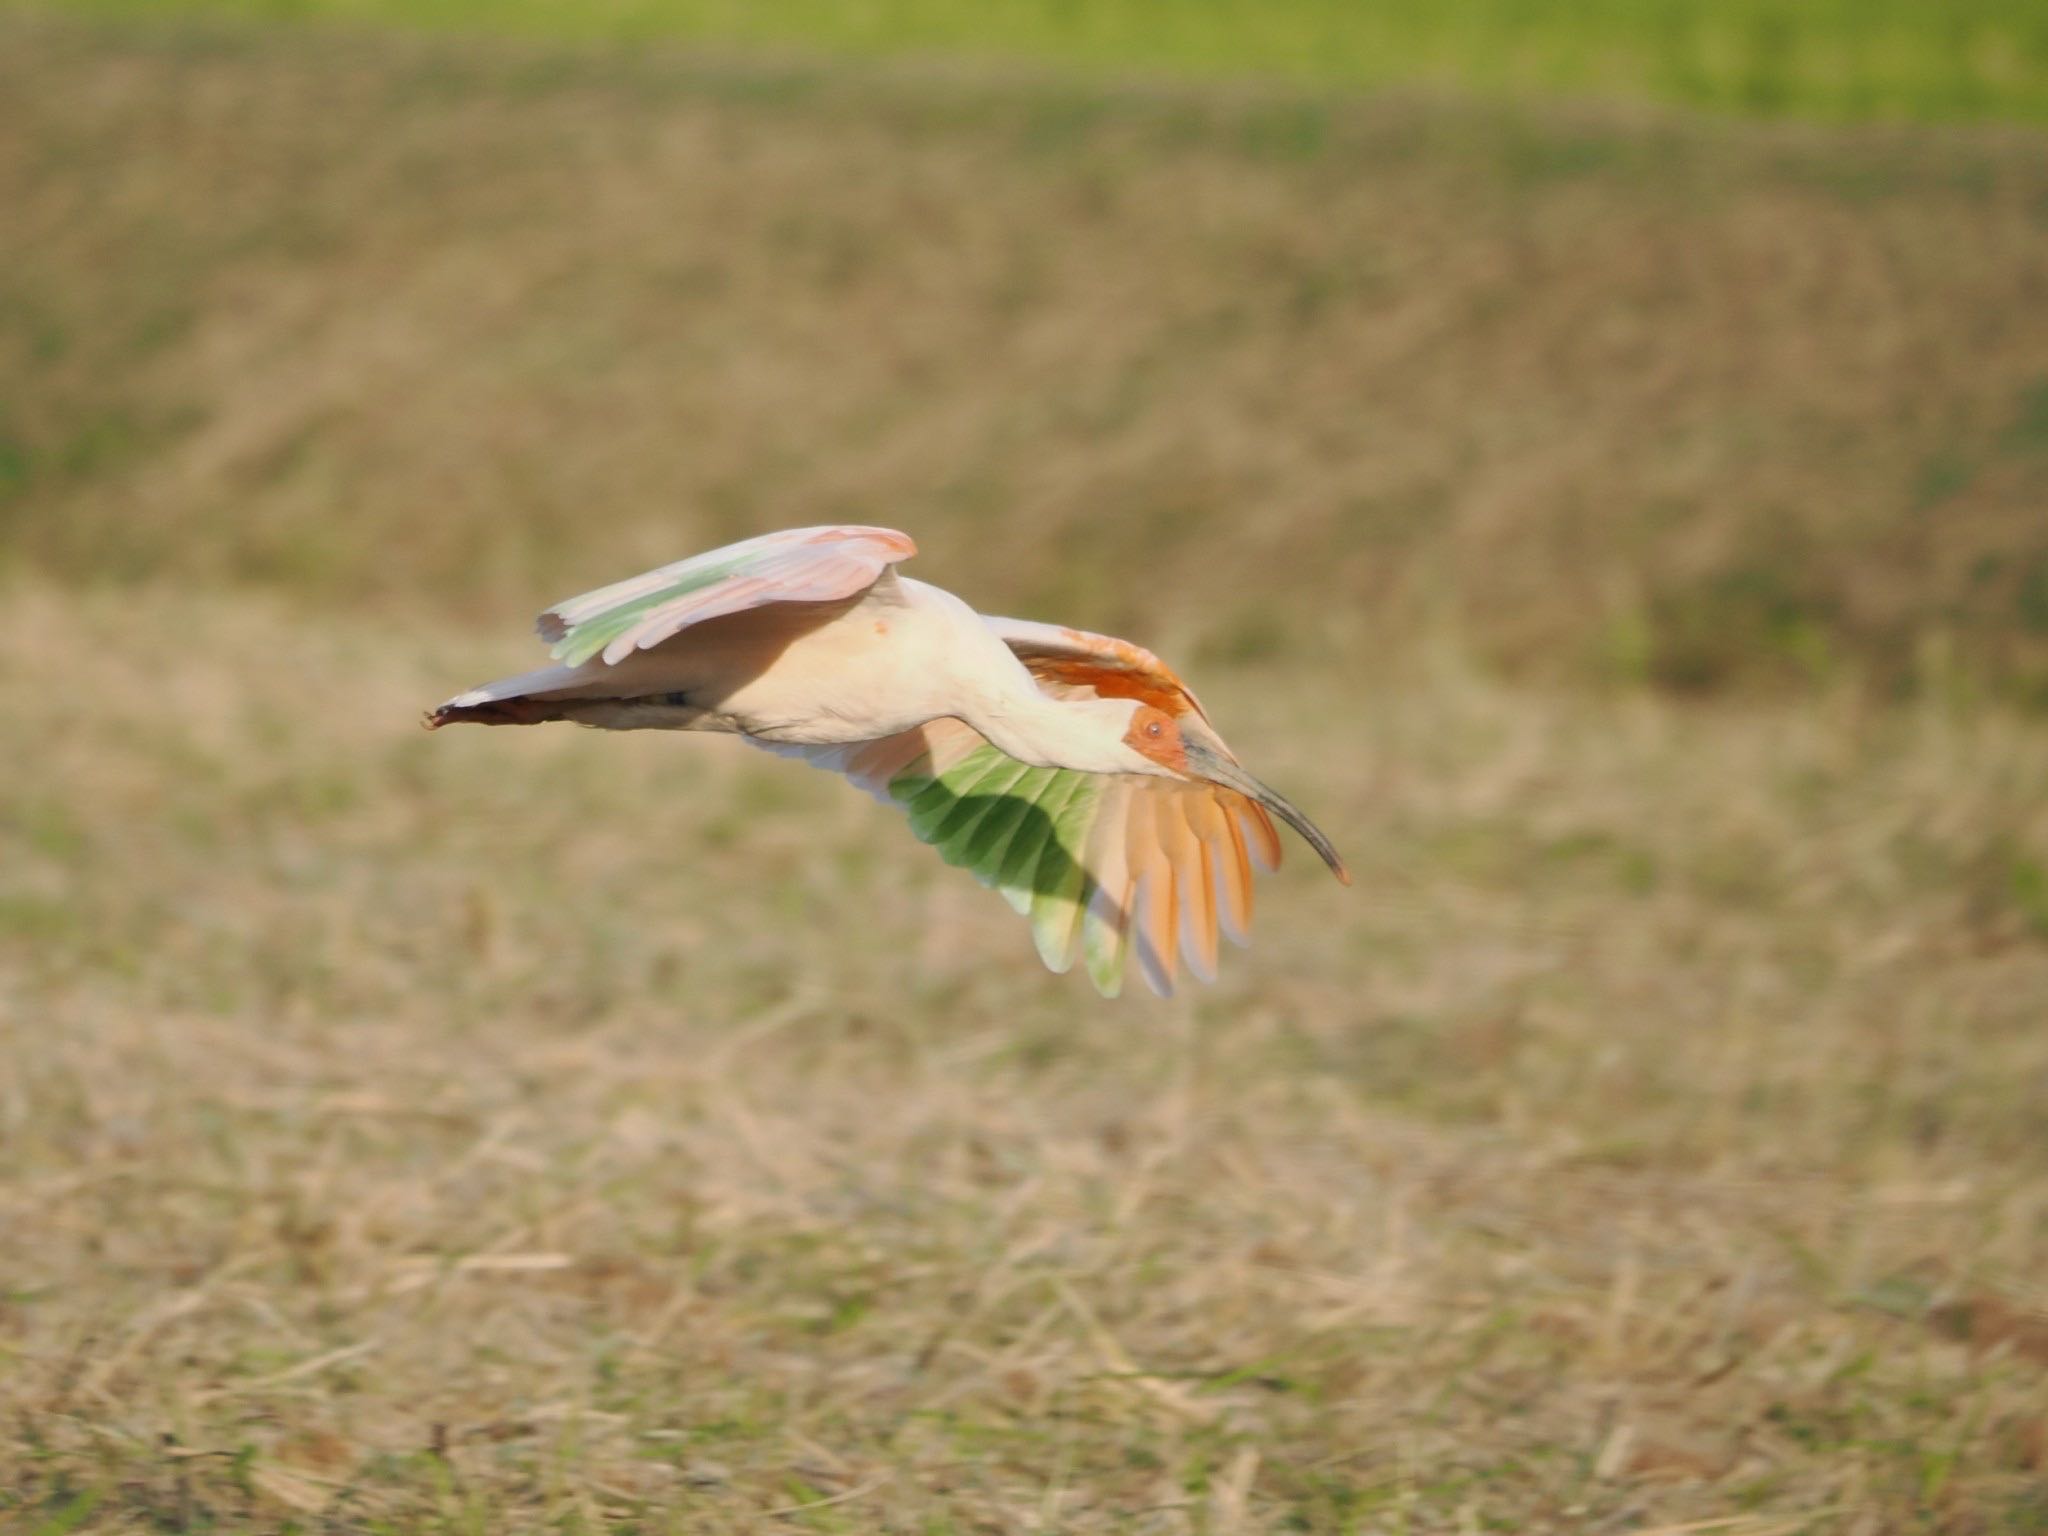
[[968, 685, 1125, 774]]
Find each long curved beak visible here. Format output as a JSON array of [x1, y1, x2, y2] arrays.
[[1183, 741, 1351, 886]]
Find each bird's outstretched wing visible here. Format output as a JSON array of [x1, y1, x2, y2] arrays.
[[758, 713, 1283, 1001], [539, 525, 916, 667], [983, 617, 1215, 724]]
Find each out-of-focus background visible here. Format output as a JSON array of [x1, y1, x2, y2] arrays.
[[4, 2, 2047, 1530]]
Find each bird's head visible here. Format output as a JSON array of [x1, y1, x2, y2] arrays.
[[1100, 700, 1351, 885]]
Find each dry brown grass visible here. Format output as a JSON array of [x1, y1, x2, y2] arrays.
[[5, 13, 2048, 1533], [5, 581, 2047, 1532]]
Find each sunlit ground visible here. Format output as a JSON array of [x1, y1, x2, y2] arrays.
[[8, 581, 2047, 1530]]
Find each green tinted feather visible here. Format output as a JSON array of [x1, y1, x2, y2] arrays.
[[875, 738, 1159, 994], [889, 751, 1054, 890], [900, 772, 957, 835], [541, 527, 915, 668], [548, 554, 747, 666], [1028, 775, 1101, 971], [954, 768, 1057, 895], [926, 759, 1039, 866], [1083, 897, 1128, 998], [900, 746, 1021, 845], [994, 771, 1088, 916]]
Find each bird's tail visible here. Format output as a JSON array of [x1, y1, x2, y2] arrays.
[[423, 662, 588, 730], [424, 696, 576, 729], [424, 663, 702, 732]]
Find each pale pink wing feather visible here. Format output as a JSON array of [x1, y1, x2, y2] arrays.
[[540, 525, 916, 667]]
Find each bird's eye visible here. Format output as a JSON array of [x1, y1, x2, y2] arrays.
[[1144, 719, 1163, 738]]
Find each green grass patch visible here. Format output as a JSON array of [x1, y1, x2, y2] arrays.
[[38, 0, 2048, 122]]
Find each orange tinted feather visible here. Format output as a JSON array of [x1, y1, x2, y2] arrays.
[[1081, 780, 1139, 992], [1176, 795, 1222, 982], [845, 732, 930, 784], [1216, 801, 1255, 943], [1124, 793, 1179, 994], [1030, 659, 1192, 718], [1238, 801, 1283, 873]]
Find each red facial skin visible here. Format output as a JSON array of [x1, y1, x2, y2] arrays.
[[1121, 705, 1190, 775]]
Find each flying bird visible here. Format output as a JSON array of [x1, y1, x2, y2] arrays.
[[427, 526, 1347, 996]]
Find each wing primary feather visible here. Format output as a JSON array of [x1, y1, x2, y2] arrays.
[[1214, 801, 1254, 947], [904, 748, 1024, 845], [1027, 776, 1102, 973], [1177, 797, 1221, 984], [995, 771, 1089, 917], [1239, 803, 1283, 874], [922, 756, 1040, 867], [954, 768, 1056, 900], [1080, 781, 1137, 998], [1083, 880, 1133, 998], [1124, 792, 1179, 998]]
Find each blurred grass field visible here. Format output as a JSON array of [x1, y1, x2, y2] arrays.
[[43, 0, 2048, 122], [8, 16, 2048, 704], [4, 8, 2048, 1534]]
